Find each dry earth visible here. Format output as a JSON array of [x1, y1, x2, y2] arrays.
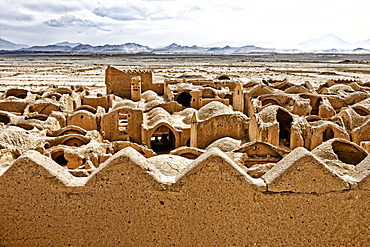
[[1, 54, 370, 93]]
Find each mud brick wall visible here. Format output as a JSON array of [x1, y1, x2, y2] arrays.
[[1, 148, 370, 246], [105, 67, 163, 99]]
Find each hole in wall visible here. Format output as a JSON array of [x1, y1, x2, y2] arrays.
[[176, 92, 192, 107], [332, 140, 367, 165], [323, 128, 334, 142], [277, 109, 293, 148], [52, 151, 68, 166], [0, 114, 10, 124], [150, 125, 176, 154], [353, 107, 370, 116]]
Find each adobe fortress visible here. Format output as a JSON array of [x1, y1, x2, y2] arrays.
[[1, 62, 370, 246]]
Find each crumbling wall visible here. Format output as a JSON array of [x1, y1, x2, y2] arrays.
[[105, 66, 163, 99], [82, 95, 112, 112], [100, 107, 143, 143], [67, 110, 97, 131], [195, 113, 249, 149]]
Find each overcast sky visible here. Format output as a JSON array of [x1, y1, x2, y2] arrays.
[[1, 0, 369, 47]]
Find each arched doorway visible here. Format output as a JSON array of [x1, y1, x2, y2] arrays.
[[51, 150, 68, 166], [311, 98, 322, 115], [323, 128, 334, 142], [176, 92, 192, 107], [277, 109, 293, 148], [150, 125, 176, 154], [186, 138, 190, 147]]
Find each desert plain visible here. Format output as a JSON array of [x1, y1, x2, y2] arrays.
[[2, 53, 370, 92]]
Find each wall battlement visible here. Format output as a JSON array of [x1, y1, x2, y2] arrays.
[[1, 144, 370, 246], [2, 144, 369, 192]]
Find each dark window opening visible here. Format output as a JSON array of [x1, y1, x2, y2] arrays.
[[0, 115, 10, 125], [118, 113, 129, 132], [353, 107, 369, 116], [52, 152, 68, 166], [225, 94, 233, 105], [277, 109, 293, 148], [217, 75, 230, 80], [150, 126, 176, 154], [176, 92, 192, 107], [323, 128, 334, 142], [311, 98, 322, 115], [55, 155, 67, 166], [186, 138, 190, 147], [5, 89, 28, 99]]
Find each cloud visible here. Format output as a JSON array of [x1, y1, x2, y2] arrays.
[[0, 4, 34, 24], [2, 0, 370, 48], [93, 6, 146, 21], [0, 11, 34, 23], [23, 2, 81, 14], [45, 14, 99, 28], [92, 0, 176, 21]]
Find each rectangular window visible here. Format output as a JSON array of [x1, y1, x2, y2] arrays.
[[118, 113, 128, 132]]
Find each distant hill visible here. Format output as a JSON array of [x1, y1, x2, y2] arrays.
[[2, 35, 370, 54], [153, 43, 208, 54], [18, 43, 152, 54], [355, 39, 370, 49], [53, 41, 82, 48], [298, 34, 352, 51], [0, 38, 29, 50], [22, 45, 72, 52], [71, 43, 152, 53]]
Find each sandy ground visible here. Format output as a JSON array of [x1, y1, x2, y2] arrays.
[[1, 54, 370, 93]]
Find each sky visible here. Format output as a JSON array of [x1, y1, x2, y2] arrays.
[[1, 0, 370, 48]]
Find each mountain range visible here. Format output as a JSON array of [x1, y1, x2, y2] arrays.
[[0, 38, 29, 50], [1, 35, 370, 54]]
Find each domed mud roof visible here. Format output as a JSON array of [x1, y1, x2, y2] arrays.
[[113, 99, 136, 109], [141, 90, 158, 102], [206, 137, 242, 152], [197, 101, 233, 121]]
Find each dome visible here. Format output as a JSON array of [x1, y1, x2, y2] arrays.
[[113, 100, 136, 109], [206, 137, 242, 152], [146, 107, 171, 126], [144, 100, 162, 111], [197, 101, 233, 121], [141, 90, 158, 102]]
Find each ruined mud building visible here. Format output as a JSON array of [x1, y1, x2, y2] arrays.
[[1, 66, 370, 245]]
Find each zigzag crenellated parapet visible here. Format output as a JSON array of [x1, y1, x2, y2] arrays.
[[2, 145, 370, 246], [1, 145, 370, 193]]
